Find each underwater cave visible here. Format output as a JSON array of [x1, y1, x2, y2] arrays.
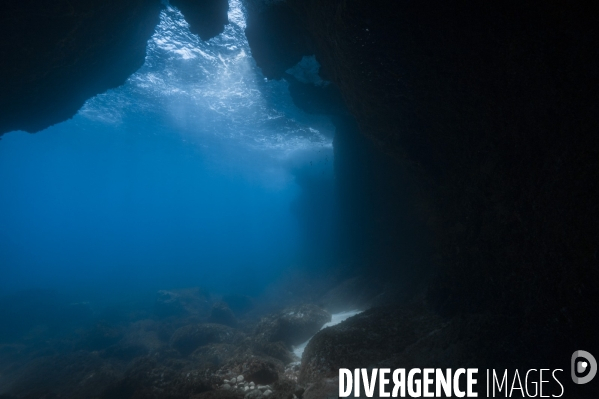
[[0, 0, 598, 398]]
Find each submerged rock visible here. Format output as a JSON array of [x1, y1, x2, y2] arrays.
[[170, 323, 243, 356], [250, 339, 296, 365], [192, 391, 245, 399], [209, 302, 238, 328], [243, 358, 280, 385], [319, 277, 383, 313], [299, 305, 453, 383], [255, 304, 331, 348], [191, 343, 242, 367], [101, 355, 215, 399], [217, 353, 284, 387], [302, 377, 338, 399], [244, 390, 263, 399]]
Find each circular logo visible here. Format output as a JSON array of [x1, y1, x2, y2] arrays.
[[571, 350, 597, 384]]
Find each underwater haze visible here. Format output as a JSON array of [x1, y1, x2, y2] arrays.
[[0, 1, 336, 301]]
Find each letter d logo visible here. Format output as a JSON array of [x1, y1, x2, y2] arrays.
[[571, 350, 597, 384]]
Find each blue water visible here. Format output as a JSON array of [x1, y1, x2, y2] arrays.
[[0, 1, 335, 301]]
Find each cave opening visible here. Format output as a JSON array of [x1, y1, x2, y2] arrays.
[[0, 1, 341, 301]]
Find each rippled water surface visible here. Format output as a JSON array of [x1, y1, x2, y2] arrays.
[[82, 1, 334, 162]]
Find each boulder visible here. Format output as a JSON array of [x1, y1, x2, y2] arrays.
[[302, 378, 338, 399], [242, 358, 280, 385], [209, 302, 238, 328], [217, 354, 285, 386], [268, 378, 300, 399], [255, 305, 331, 348], [191, 343, 241, 367], [319, 277, 383, 313], [244, 390, 263, 399], [191, 390, 245, 399], [250, 340, 296, 365], [170, 323, 243, 356], [299, 305, 455, 383]]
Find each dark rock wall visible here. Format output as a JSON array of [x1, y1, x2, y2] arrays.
[[170, 0, 229, 41], [0, 0, 162, 135], [245, 2, 313, 79], [245, 0, 599, 358], [332, 114, 433, 292]]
